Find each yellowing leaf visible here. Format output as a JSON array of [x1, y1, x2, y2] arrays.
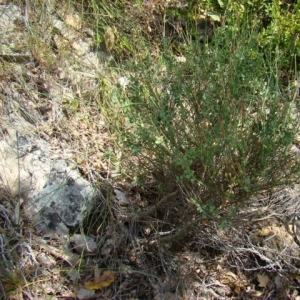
[[84, 271, 115, 290]]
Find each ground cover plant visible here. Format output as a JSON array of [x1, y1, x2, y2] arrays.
[[0, 0, 300, 299], [110, 4, 300, 235]]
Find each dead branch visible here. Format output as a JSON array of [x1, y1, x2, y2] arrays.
[[136, 189, 180, 221]]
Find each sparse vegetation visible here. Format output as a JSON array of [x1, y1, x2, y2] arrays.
[[0, 0, 300, 299]]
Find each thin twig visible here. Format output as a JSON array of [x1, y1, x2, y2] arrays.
[[136, 189, 180, 221]]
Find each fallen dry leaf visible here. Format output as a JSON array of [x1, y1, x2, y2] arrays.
[[225, 271, 237, 280], [257, 273, 270, 288], [85, 270, 115, 290]]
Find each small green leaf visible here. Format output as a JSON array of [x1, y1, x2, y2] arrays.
[[217, 0, 224, 7], [155, 137, 163, 144], [208, 12, 221, 22]]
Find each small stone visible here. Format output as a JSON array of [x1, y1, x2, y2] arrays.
[[69, 234, 97, 254]]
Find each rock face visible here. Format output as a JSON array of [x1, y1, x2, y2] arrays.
[[25, 157, 95, 233], [0, 2, 103, 235], [0, 120, 95, 234]]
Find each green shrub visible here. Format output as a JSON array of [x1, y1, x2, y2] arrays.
[[111, 21, 300, 222], [188, 0, 300, 72], [259, 1, 300, 71]]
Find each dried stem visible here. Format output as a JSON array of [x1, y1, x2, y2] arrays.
[[136, 189, 180, 221]]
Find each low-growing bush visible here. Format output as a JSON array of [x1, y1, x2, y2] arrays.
[[111, 21, 300, 226]]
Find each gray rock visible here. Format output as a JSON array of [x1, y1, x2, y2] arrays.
[[26, 159, 95, 233], [0, 121, 95, 234]]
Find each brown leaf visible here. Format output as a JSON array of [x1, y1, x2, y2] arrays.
[[84, 270, 115, 290], [257, 274, 269, 288]]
